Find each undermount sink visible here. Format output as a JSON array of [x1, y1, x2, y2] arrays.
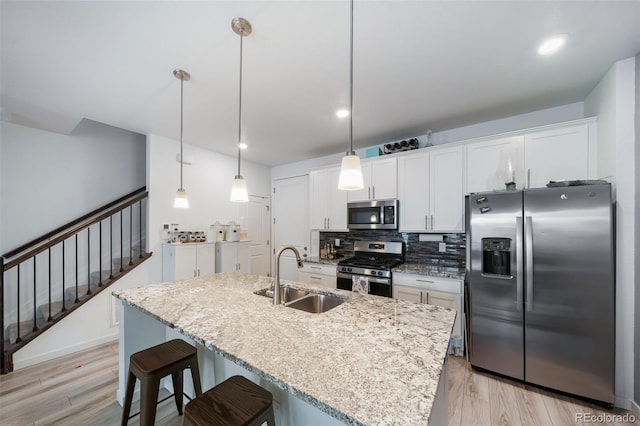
[[254, 286, 309, 303], [285, 294, 345, 314]]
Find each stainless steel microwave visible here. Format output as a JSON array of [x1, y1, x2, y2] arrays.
[[347, 199, 398, 230]]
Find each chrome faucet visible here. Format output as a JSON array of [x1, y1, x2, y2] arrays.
[[273, 246, 304, 305]]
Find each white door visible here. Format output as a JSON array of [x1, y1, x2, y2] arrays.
[[273, 175, 309, 281], [371, 157, 397, 200], [247, 196, 270, 276]]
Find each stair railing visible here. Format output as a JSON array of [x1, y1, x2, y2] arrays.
[[1, 186, 149, 374]]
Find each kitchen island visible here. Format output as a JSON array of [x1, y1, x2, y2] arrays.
[[113, 272, 455, 425]]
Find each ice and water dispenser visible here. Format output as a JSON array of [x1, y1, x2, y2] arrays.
[[481, 238, 511, 277]]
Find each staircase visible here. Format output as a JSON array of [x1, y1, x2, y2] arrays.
[[1, 187, 151, 374]]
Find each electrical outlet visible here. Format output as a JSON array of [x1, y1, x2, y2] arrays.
[[335, 238, 340, 247], [438, 242, 447, 253]]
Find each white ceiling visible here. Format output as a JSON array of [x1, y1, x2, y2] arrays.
[[2, 1, 639, 166]]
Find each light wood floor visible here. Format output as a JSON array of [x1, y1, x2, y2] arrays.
[[0, 342, 637, 425]]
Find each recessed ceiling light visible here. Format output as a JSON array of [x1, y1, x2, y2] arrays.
[[537, 35, 567, 56], [238, 142, 248, 150], [336, 109, 349, 118]]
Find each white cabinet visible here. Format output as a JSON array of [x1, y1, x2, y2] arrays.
[[397, 146, 464, 232], [348, 157, 397, 202], [310, 166, 348, 231], [524, 122, 595, 188], [162, 243, 215, 281], [297, 262, 336, 289], [393, 273, 463, 340], [215, 241, 251, 273], [466, 135, 524, 193]]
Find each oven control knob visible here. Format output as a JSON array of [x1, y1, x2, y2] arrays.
[[347, 267, 352, 272]]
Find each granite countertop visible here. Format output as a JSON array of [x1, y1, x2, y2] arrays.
[[304, 256, 342, 265], [393, 263, 465, 280], [113, 272, 455, 426]]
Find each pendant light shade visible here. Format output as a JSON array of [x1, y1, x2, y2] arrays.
[[230, 17, 252, 203], [338, 153, 364, 190], [338, 0, 364, 191], [230, 176, 249, 202], [173, 69, 190, 208]]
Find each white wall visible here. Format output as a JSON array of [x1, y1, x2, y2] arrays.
[[145, 134, 271, 283], [584, 56, 637, 410], [0, 119, 146, 253], [635, 51, 640, 412]]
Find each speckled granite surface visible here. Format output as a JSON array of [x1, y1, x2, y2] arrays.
[[113, 272, 455, 426], [393, 263, 465, 280]]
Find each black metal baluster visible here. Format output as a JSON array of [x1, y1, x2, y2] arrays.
[[110, 216, 113, 279], [99, 221, 103, 286], [120, 210, 124, 272], [86, 228, 91, 295], [61, 240, 66, 313], [129, 206, 133, 266], [138, 200, 143, 259], [47, 248, 52, 321], [75, 234, 79, 303], [32, 257, 38, 332], [15, 265, 21, 344]]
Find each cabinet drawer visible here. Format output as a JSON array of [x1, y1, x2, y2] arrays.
[[298, 271, 336, 289], [300, 263, 336, 276], [393, 273, 462, 294]]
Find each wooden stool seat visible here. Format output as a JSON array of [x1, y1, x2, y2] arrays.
[[122, 339, 202, 426], [184, 375, 276, 426]]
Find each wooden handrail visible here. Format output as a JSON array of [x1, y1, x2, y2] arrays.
[[2, 188, 148, 271]]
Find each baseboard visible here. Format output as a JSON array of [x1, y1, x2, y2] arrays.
[[12, 334, 118, 370]]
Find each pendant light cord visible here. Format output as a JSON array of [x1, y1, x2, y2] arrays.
[[348, 0, 354, 155], [179, 75, 184, 190], [236, 26, 244, 178]]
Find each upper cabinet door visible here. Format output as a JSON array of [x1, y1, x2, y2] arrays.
[[326, 166, 348, 230], [429, 146, 464, 232], [466, 136, 524, 193], [310, 169, 329, 230], [524, 123, 591, 188], [371, 157, 397, 200], [347, 162, 372, 202], [398, 152, 429, 232]]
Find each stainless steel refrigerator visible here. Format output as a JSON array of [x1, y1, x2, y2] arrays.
[[467, 183, 614, 404]]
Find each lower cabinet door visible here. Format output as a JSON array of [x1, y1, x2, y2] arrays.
[[393, 284, 423, 303]]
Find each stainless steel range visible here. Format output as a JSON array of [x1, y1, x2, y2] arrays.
[[337, 241, 404, 298]]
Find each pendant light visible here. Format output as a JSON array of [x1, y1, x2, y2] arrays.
[[173, 69, 191, 208], [230, 17, 251, 203], [338, 0, 364, 191]]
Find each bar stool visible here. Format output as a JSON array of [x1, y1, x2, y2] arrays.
[[121, 339, 202, 426], [184, 375, 276, 426]]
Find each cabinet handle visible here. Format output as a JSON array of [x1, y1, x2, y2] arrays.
[[424, 292, 429, 304], [311, 276, 322, 280], [425, 215, 428, 230], [431, 215, 434, 229], [372, 186, 376, 199], [527, 168, 531, 188], [327, 217, 330, 229], [420, 292, 423, 304], [310, 266, 321, 270], [416, 279, 435, 283], [368, 187, 371, 200]]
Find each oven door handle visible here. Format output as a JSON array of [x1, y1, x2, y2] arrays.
[[337, 272, 390, 284]]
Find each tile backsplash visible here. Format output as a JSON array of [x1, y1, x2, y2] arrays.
[[319, 230, 466, 269]]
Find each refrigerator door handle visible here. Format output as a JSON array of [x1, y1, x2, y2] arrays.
[[525, 215, 534, 312], [516, 216, 523, 311]]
